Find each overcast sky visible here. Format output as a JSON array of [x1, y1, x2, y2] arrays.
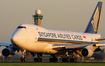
[[0, 0, 105, 44]]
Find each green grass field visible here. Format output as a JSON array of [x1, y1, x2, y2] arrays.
[[0, 63, 105, 66]]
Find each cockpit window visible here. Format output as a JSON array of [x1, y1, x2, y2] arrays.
[[17, 26, 26, 29]]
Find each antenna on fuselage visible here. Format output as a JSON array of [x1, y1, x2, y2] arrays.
[[32, 9, 43, 27]]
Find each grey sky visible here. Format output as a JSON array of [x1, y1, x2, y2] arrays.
[[0, 0, 105, 44]]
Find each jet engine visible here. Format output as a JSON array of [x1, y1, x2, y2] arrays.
[[81, 48, 93, 57], [2, 47, 15, 57]]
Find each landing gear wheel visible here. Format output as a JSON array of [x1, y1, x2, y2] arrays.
[[49, 54, 58, 62], [38, 58, 42, 62], [34, 58, 38, 62], [70, 58, 74, 62], [50, 58, 58, 62], [20, 57, 26, 62], [62, 58, 77, 62], [34, 58, 42, 62], [74, 58, 77, 62], [20, 57, 23, 62], [62, 58, 67, 62], [62, 58, 70, 62], [23, 57, 26, 62], [70, 58, 77, 62]]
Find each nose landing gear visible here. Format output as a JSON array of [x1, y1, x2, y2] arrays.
[[20, 49, 26, 62], [20, 57, 26, 62]]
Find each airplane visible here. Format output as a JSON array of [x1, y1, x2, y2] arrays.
[[0, 1, 104, 62]]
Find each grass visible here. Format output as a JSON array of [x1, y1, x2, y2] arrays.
[[0, 63, 105, 66]]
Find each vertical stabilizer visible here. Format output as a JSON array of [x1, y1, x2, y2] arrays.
[[84, 2, 103, 33]]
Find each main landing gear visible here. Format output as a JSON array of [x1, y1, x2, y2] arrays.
[[34, 54, 42, 62], [61, 50, 78, 62], [31, 52, 42, 62], [20, 50, 78, 62], [62, 58, 77, 62], [49, 54, 58, 62]]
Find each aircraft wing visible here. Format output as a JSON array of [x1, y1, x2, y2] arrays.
[[95, 37, 105, 41], [52, 44, 89, 50], [0, 42, 11, 47]]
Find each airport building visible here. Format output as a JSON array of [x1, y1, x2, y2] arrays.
[[33, 9, 43, 27]]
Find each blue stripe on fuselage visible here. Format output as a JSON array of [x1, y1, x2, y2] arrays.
[[38, 38, 93, 44]]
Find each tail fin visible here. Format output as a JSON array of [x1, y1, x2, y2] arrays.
[[84, 2, 103, 34]]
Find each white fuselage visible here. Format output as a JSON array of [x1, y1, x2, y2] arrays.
[[11, 24, 101, 54]]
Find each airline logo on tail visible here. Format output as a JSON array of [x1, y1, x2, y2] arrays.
[[91, 7, 99, 32], [85, 2, 103, 34]]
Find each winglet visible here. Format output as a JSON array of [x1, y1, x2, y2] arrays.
[[84, 2, 103, 33]]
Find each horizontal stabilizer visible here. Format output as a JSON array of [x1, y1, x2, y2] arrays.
[[94, 43, 105, 46], [95, 37, 105, 41]]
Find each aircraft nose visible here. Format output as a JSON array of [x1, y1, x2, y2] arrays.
[[11, 34, 19, 45], [11, 31, 27, 46]]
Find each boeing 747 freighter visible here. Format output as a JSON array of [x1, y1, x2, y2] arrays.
[[0, 2, 104, 62]]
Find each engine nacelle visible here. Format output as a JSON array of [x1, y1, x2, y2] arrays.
[[81, 48, 93, 57], [2, 47, 15, 57]]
